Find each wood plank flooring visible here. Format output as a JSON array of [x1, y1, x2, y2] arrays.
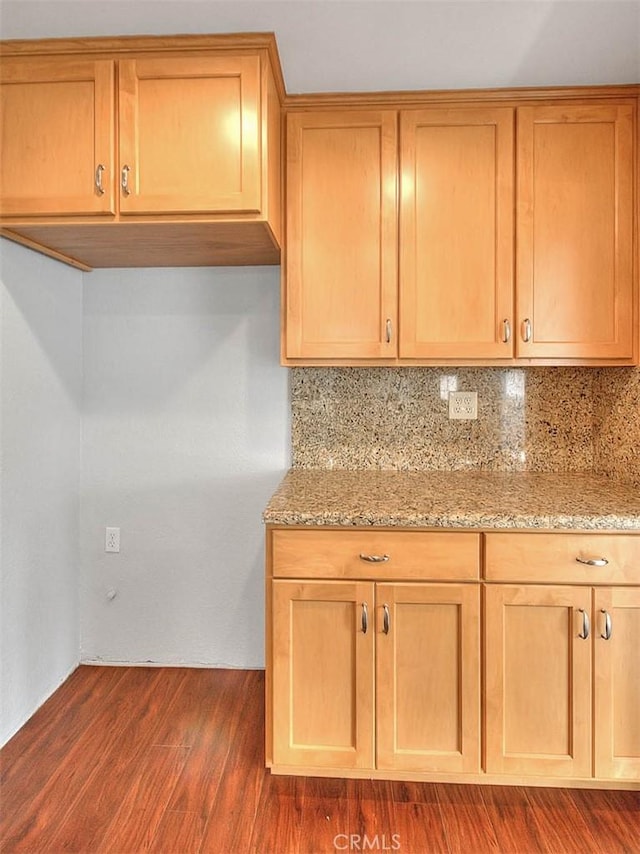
[[1, 667, 638, 853]]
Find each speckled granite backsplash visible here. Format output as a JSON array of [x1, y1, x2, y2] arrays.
[[290, 367, 640, 485], [594, 367, 640, 485]]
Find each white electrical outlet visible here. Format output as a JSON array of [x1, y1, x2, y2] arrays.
[[105, 527, 120, 553], [449, 391, 478, 420]]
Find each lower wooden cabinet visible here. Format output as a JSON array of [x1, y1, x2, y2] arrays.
[[594, 587, 640, 780], [271, 578, 480, 774], [376, 583, 480, 773], [267, 526, 639, 787], [484, 584, 593, 778], [272, 579, 375, 769], [485, 584, 640, 782]]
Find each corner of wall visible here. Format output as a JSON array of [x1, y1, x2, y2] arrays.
[[0, 241, 83, 746]]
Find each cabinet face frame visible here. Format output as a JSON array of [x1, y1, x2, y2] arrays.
[[516, 103, 635, 361], [118, 55, 262, 215], [0, 58, 115, 217], [484, 584, 593, 778], [594, 587, 640, 780], [399, 107, 515, 360], [284, 110, 398, 360]]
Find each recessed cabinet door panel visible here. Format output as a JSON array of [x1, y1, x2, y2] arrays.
[[118, 56, 261, 215], [485, 585, 592, 778], [285, 111, 398, 359], [376, 583, 480, 772], [272, 580, 374, 769], [0, 58, 115, 216], [517, 104, 634, 361], [399, 108, 514, 359], [594, 587, 640, 780]]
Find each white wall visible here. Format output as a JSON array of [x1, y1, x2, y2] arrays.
[[0, 241, 82, 746], [80, 266, 289, 666]]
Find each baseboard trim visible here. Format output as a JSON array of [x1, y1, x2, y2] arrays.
[[79, 658, 265, 669]]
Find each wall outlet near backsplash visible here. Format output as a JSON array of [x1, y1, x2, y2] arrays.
[[448, 391, 478, 420], [289, 366, 640, 484]]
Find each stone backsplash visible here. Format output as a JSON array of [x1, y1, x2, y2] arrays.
[[290, 367, 640, 485], [593, 367, 640, 486]]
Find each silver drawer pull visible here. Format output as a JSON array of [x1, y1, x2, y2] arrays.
[[576, 556, 608, 567], [385, 318, 393, 344], [600, 609, 612, 641], [502, 318, 511, 344], [578, 608, 590, 640], [522, 318, 532, 342], [361, 602, 368, 634], [359, 553, 389, 564], [382, 604, 390, 635]]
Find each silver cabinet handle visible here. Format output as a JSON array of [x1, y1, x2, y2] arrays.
[[385, 318, 392, 344], [578, 608, 590, 640], [359, 553, 390, 564], [521, 318, 532, 342], [576, 556, 609, 567], [361, 602, 368, 634], [95, 164, 105, 195], [382, 604, 390, 635], [600, 609, 612, 640], [121, 165, 131, 196], [502, 319, 511, 344]]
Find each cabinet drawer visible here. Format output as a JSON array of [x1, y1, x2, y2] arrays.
[[271, 529, 480, 580], [485, 533, 640, 584]]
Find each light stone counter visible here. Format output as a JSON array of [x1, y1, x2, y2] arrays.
[[263, 470, 640, 530]]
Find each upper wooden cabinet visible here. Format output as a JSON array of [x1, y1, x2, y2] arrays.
[[283, 95, 637, 367], [0, 35, 283, 268], [0, 57, 115, 217], [399, 107, 514, 360], [118, 56, 261, 216], [285, 110, 397, 359], [516, 104, 635, 362]]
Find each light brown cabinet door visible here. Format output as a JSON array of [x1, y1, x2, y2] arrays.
[[272, 579, 375, 769], [399, 107, 514, 359], [0, 58, 115, 216], [285, 110, 398, 359], [376, 583, 480, 772], [516, 104, 634, 361], [485, 585, 592, 777], [118, 56, 261, 215], [594, 587, 640, 780]]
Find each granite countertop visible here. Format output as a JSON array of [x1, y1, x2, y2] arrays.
[[263, 469, 640, 530]]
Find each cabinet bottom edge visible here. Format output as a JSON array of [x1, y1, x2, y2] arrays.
[[267, 764, 639, 789]]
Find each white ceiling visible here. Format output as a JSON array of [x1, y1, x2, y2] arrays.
[[0, 0, 638, 92]]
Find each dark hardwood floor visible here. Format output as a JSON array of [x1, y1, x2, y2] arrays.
[[1, 666, 638, 853]]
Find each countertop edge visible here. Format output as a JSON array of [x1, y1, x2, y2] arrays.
[[262, 511, 640, 531]]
